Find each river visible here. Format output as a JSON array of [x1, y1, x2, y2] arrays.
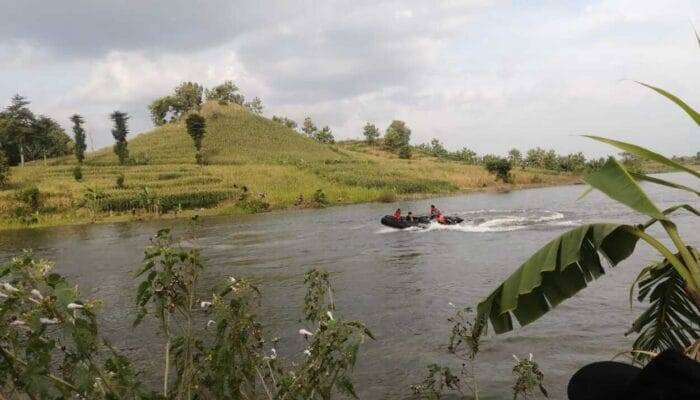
[[1, 173, 697, 399]]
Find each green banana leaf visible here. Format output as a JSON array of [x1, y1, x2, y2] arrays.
[[635, 81, 700, 127], [475, 223, 640, 335], [630, 172, 700, 197], [585, 135, 700, 179], [584, 157, 666, 220], [626, 253, 700, 359]]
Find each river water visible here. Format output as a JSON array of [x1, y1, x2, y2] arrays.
[[1, 173, 697, 399]]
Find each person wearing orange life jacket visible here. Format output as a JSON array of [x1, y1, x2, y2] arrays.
[[436, 212, 447, 224], [393, 208, 402, 221], [429, 205, 441, 219]]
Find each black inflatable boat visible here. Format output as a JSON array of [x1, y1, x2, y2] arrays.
[[380, 215, 464, 229]]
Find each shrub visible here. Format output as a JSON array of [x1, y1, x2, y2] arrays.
[[0, 149, 9, 187], [116, 174, 125, 188], [15, 186, 41, 212], [484, 157, 512, 183], [238, 198, 270, 213], [72, 165, 83, 181], [312, 188, 330, 207], [398, 145, 412, 159]]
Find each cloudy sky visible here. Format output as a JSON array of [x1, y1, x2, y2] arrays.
[[1, 0, 698, 156]]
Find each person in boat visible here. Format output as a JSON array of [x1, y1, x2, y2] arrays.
[[430, 205, 441, 219], [436, 212, 447, 224], [406, 211, 415, 222], [393, 208, 402, 221]]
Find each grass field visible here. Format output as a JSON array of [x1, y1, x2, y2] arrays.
[[0, 102, 579, 230]]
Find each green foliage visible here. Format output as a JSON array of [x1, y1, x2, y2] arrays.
[[173, 82, 204, 115], [384, 120, 411, 150], [508, 148, 523, 167], [512, 355, 548, 400], [72, 165, 83, 181], [302, 116, 318, 138], [398, 145, 412, 159], [412, 306, 481, 399], [0, 95, 73, 166], [312, 188, 330, 207], [116, 174, 125, 189], [0, 148, 9, 187], [484, 156, 512, 183], [205, 80, 244, 105], [362, 122, 380, 143], [272, 115, 298, 129], [15, 185, 41, 212], [148, 95, 176, 126], [244, 96, 264, 115], [315, 126, 335, 144], [185, 113, 206, 156], [110, 111, 129, 165], [70, 114, 87, 164], [238, 198, 270, 213]]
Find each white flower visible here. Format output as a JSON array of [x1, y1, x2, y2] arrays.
[[206, 320, 216, 328], [298, 328, 313, 337], [228, 277, 237, 284], [528, 353, 533, 361], [448, 302, 456, 308], [200, 301, 212, 309], [30, 289, 43, 300], [326, 311, 334, 320], [270, 348, 277, 359], [512, 354, 520, 363], [67, 303, 84, 310], [10, 320, 25, 326], [1, 283, 19, 293], [303, 349, 311, 356], [40, 318, 60, 325]]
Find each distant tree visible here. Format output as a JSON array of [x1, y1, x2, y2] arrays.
[[557, 152, 586, 172], [0, 95, 34, 166], [173, 82, 204, 116], [398, 145, 412, 159], [205, 81, 244, 105], [0, 148, 9, 187], [618, 151, 643, 174], [484, 156, 512, 183], [31, 116, 72, 164], [186, 113, 206, 165], [384, 120, 411, 150], [456, 147, 478, 164], [429, 138, 448, 158], [71, 114, 87, 164], [508, 148, 522, 167], [315, 126, 335, 144], [148, 96, 176, 126], [543, 149, 558, 170], [272, 116, 298, 130], [110, 111, 129, 165], [362, 122, 380, 143], [302, 117, 318, 138], [525, 147, 546, 168], [244, 97, 264, 115]]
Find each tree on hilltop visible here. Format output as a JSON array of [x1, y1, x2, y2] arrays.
[[244, 97, 264, 115], [110, 111, 129, 165], [302, 117, 318, 138], [384, 120, 411, 150], [205, 80, 244, 105], [186, 113, 206, 165], [362, 122, 379, 143], [71, 114, 87, 164]]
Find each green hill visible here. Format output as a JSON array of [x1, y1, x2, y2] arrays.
[[0, 103, 578, 230], [84, 102, 345, 165]]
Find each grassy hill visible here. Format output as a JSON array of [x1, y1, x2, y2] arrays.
[[0, 102, 578, 230]]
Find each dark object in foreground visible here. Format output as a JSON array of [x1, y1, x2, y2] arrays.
[[567, 349, 700, 400], [380, 215, 464, 229]]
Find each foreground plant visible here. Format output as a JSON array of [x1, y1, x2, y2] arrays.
[[473, 39, 700, 362], [1, 221, 371, 399]]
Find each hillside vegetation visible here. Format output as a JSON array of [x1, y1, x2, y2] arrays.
[[0, 102, 578, 230]]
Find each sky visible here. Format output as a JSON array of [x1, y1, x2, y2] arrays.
[[1, 0, 698, 157]]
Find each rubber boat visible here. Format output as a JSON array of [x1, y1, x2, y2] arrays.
[[380, 215, 464, 229]]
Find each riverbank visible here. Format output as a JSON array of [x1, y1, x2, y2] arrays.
[[0, 163, 580, 231]]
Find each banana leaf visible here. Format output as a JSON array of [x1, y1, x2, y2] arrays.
[[585, 136, 700, 179], [626, 253, 700, 358], [630, 172, 700, 197], [475, 223, 639, 335], [635, 81, 700, 127], [584, 157, 665, 220]]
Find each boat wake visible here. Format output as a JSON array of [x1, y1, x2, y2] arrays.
[[376, 209, 581, 233]]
